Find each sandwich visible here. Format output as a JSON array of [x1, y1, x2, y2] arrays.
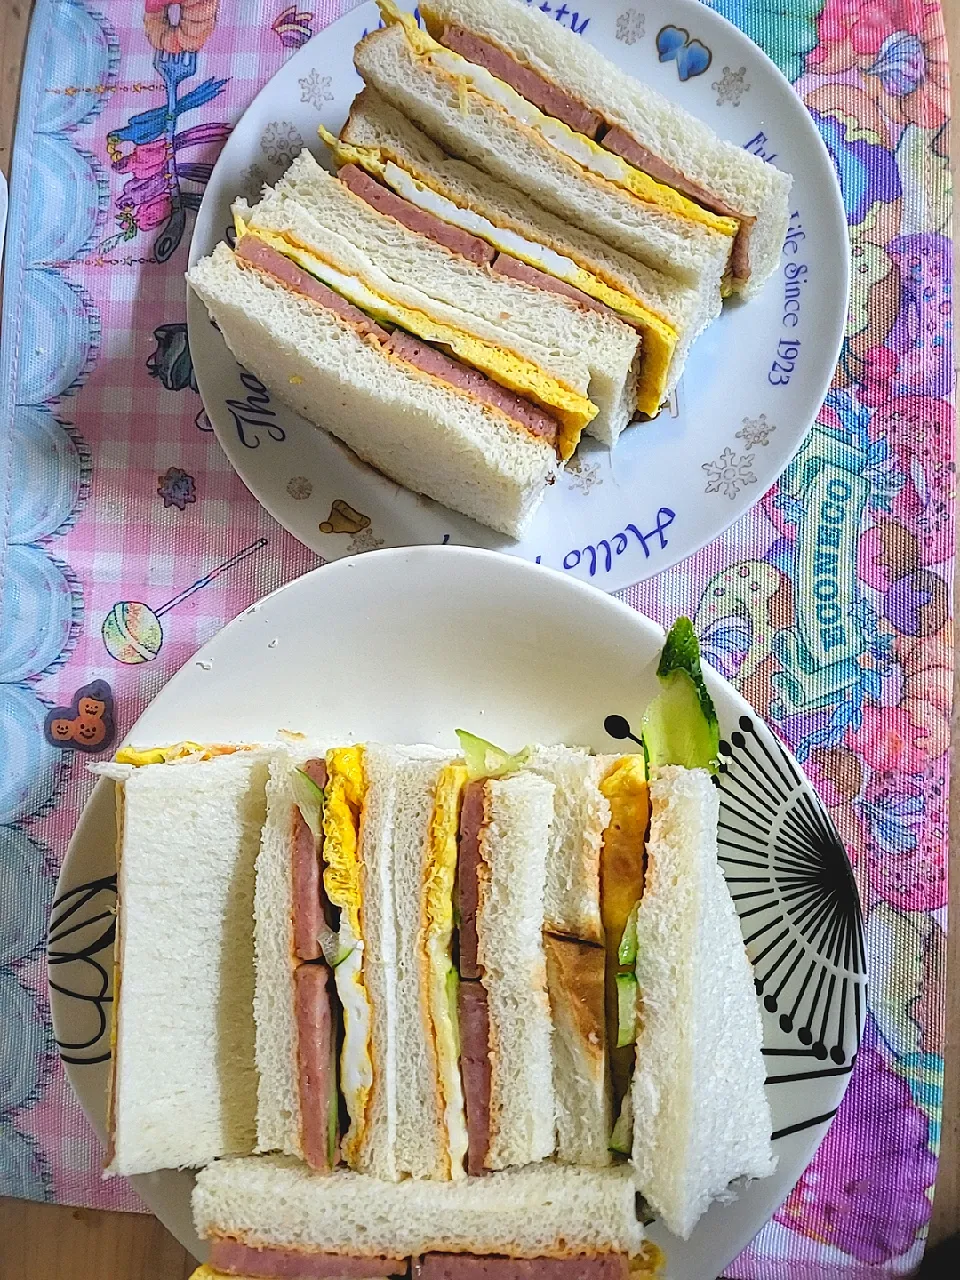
[[355, 0, 791, 297], [617, 619, 776, 1237], [237, 150, 645, 445], [353, 2, 732, 295], [96, 742, 270, 1176], [190, 1155, 661, 1278], [327, 90, 719, 422], [253, 739, 559, 1183]]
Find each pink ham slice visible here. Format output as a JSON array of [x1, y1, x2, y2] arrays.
[[294, 963, 337, 1173], [598, 126, 753, 281], [459, 979, 493, 1176], [236, 235, 389, 339], [383, 332, 559, 446], [414, 1256, 631, 1279], [457, 780, 486, 980], [292, 757, 329, 962], [339, 163, 496, 267], [235, 236, 560, 448], [210, 1238, 407, 1278], [490, 254, 614, 319], [439, 25, 604, 140]]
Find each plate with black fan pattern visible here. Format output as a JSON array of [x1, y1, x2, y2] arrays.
[[49, 547, 864, 1280]]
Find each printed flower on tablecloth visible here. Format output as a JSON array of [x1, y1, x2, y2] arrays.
[[811, 0, 923, 71], [858, 767, 946, 913], [157, 467, 197, 511], [775, 1018, 936, 1263], [808, 0, 947, 132]]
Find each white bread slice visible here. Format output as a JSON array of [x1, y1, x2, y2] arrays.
[[193, 1155, 650, 1259], [631, 766, 775, 1238], [525, 744, 610, 943], [251, 745, 308, 1158], [477, 771, 557, 1169], [364, 744, 459, 1180], [544, 934, 611, 1166], [188, 244, 558, 539], [349, 744, 402, 1181], [422, 0, 791, 296], [105, 751, 269, 1175], [257, 154, 641, 445], [341, 89, 720, 399], [353, 23, 730, 294]]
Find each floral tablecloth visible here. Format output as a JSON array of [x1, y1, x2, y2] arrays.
[[0, 1, 951, 1275]]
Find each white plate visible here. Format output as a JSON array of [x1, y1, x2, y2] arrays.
[[187, 0, 848, 593], [49, 548, 864, 1279]]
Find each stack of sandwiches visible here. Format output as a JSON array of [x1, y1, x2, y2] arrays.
[[188, 0, 791, 539], [100, 622, 776, 1277]]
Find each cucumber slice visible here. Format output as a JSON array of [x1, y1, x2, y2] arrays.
[[616, 972, 639, 1048]]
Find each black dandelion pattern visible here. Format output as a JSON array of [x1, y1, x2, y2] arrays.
[[48, 875, 117, 1065]]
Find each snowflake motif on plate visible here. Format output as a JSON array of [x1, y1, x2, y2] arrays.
[[616, 9, 645, 45], [287, 476, 313, 500], [702, 447, 756, 498], [347, 526, 386, 555], [299, 68, 334, 109], [712, 66, 750, 107], [260, 121, 304, 167], [565, 456, 601, 494], [736, 413, 776, 448]]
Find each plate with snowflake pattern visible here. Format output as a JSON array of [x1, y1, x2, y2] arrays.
[[188, 0, 849, 591]]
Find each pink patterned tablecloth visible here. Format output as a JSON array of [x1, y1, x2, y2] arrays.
[[0, 1, 951, 1276]]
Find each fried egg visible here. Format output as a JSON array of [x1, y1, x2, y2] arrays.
[[323, 746, 374, 1166]]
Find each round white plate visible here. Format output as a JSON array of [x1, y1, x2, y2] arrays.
[[187, 0, 848, 593], [49, 548, 864, 1278]]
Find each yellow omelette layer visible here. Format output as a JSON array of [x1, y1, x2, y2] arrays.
[[423, 761, 470, 1177], [236, 215, 595, 460]]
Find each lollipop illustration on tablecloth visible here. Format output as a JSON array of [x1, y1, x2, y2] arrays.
[[101, 538, 267, 664]]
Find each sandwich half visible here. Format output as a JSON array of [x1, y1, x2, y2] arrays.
[[192, 1155, 658, 1276], [364, 0, 791, 296], [610, 618, 776, 1237], [354, 3, 736, 294], [98, 743, 269, 1176], [629, 765, 775, 1238], [188, 194, 601, 538], [249, 150, 643, 446], [330, 91, 717, 422]]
